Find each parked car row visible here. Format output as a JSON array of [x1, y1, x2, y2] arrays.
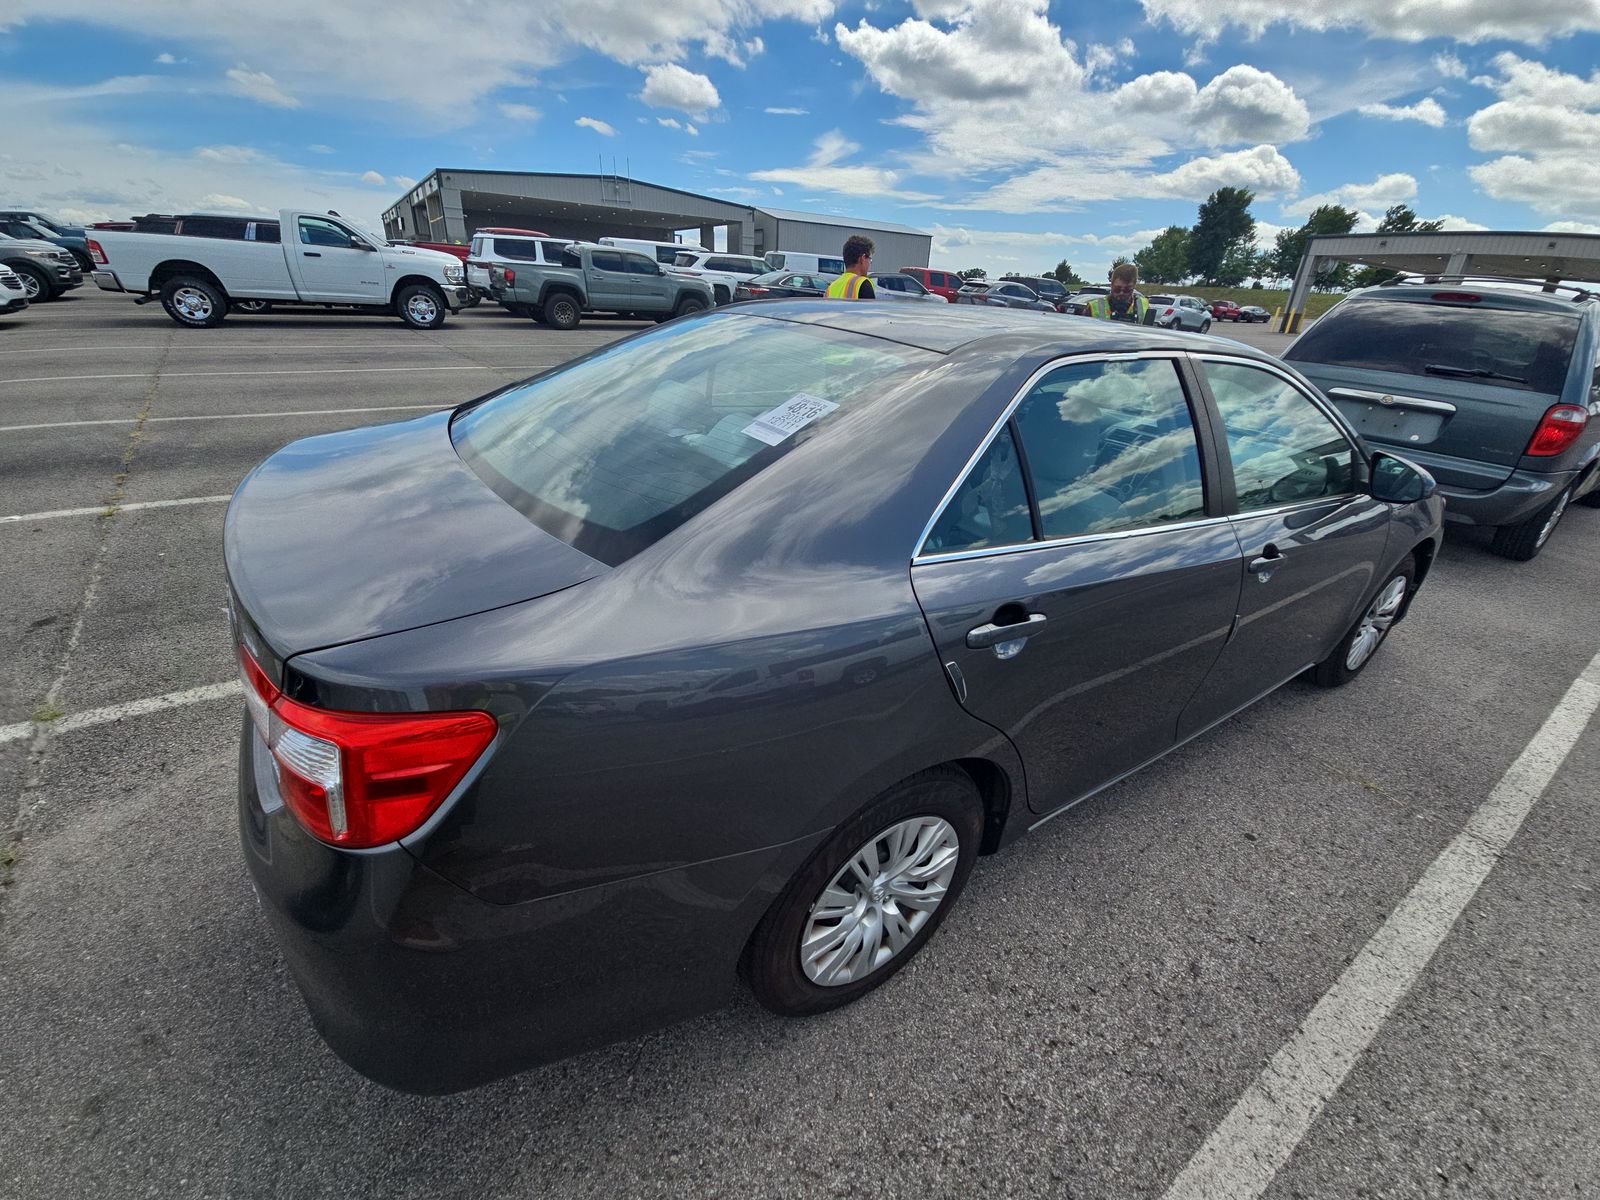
[[0, 227, 84, 303]]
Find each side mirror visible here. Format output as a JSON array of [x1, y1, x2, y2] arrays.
[[656, 264, 666, 275], [1369, 452, 1437, 503], [351, 240, 375, 252]]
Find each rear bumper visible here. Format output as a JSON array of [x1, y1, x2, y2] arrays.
[[92, 270, 124, 292], [1436, 467, 1578, 527], [238, 719, 822, 1093]]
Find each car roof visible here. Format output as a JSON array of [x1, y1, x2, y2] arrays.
[[723, 298, 1283, 360], [1351, 280, 1599, 316]]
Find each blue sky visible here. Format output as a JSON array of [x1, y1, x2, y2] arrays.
[[3, 1, 1598, 279]]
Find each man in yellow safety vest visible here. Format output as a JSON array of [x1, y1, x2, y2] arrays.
[[825, 235, 877, 300], [1084, 262, 1149, 323]]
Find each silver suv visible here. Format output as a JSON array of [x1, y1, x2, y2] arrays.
[[1149, 294, 1212, 333]]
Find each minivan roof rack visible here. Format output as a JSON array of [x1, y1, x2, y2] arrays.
[[1389, 273, 1596, 302]]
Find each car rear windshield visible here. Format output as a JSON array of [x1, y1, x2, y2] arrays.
[[1286, 299, 1580, 395], [451, 313, 937, 565]]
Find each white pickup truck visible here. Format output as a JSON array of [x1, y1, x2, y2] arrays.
[[88, 209, 468, 329]]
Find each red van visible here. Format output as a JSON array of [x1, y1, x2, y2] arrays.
[[899, 267, 963, 303]]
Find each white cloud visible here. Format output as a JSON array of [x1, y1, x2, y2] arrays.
[[971, 144, 1300, 211], [1433, 52, 1467, 79], [764, 105, 809, 115], [1139, 0, 1600, 44], [197, 193, 256, 212], [1281, 173, 1419, 225], [1544, 219, 1600, 233], [0, 1, 836, 118], [751, 128, 937, 199], [833, 0, 1309, 207], [1359, 97, 1447, 127], [1436, 214, 1490, 231], [392, 175, 416, 188], [928, 222, 1167, 281], [155, 52, 176, 64], [360, 170, 386, 185], [686, 122, 700, 136], [499, 102, 541, 122], [197, 144, 267, 164], [1466, 53, 1600, 218], [307, 144, 335, 154], [638, 62, 722, 116], [575, 116, 617, 136], [658, 117, 683, 130], [225, 65, 299, 108]]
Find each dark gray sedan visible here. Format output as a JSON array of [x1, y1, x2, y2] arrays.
[[227, 301, 1443, 1092]]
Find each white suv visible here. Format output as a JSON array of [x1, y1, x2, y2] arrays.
[[466, 230, 575, 303], [0, 264, 29, 315], [668, 250, 770, 305]]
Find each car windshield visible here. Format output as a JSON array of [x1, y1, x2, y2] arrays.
[[451, 313, 938, 565], [748, 270, 789, 284], [1287, 299, 1581, 395]]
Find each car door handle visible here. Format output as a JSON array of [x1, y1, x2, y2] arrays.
[[966, 613, 1047, 648], [1247, 546, 1286, 575], [303, 251, 321, 258]]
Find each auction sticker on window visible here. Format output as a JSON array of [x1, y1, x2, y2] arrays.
[[742, 393, 840, 446]]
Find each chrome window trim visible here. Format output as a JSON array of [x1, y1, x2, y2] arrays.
[[913, 513, 1234, 566], [910, 350, 1197, 562], [1223, 492, 1362, 522], [1326, 386, 1458, 415]]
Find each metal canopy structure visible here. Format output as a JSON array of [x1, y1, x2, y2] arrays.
[[1281, 230, 1600, 331]]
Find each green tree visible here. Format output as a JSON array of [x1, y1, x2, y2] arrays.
[[1187, 187, 1256, 284], [1133, 226, 1190, 284], [1217, 239, 1263, 287], [1045, 259, 1082, 286], [1351, 205, 1446, 287], [958, 267, 987, 281], [1272, 204, 1361, 288]]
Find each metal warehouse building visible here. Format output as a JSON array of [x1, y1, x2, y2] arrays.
[[381, 169, 930, 268]]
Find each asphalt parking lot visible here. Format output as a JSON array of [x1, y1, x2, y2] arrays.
[[2, 290, 1596, 1200]]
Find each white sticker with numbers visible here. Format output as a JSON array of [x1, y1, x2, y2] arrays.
[[741, 393, 840, 446]]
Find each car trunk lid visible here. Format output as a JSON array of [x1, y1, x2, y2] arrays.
[[225, 411, 604, 678]]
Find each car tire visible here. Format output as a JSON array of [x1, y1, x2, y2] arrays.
[[713, 286, 730, 306], [396, 283, 447, 329], [742, 766, 983, 1018], [543, 292, 581, 330], [1199, 319, 1212, 334], [674, 295, 709, 319], [1490, 486, 1573, 561], [12, 263, 53, 303], [160, 275, 227, 328], [462, 290, 482, 308], [1310, 558, 1415, 688]]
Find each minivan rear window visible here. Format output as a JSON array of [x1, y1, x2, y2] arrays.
[[451, 313, 936, 565], [1287, 299, 1580, 395]]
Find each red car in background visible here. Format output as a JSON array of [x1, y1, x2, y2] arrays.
[[1210, 298, 1243, 321], [898, 266, 964, 303]]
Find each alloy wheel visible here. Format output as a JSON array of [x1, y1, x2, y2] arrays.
[[406, 293, 439, 324], [172, 286, 212, 321], [800, 816, 960, 987], [19, 272, 42, 301], [1345, 574, 1408, 672]]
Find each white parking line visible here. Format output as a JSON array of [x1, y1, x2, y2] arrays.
[[0, 680, 243, 746], [6, 364, 550, 385], [2, 494, 233, 524], [0, 404, 449, 433], [1161, 647, 1600, 1200]]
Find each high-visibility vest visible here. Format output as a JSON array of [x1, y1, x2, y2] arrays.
[[1085, 293, 1149, 323], [826, 272, 871, 300]]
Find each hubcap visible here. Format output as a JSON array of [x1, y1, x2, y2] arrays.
[[1535, 491, 1570, 549], [1345, 574, 1408, 672], [800, 816, 960, 987], [406, 293, 439, 323], [172, 286, 212, 321]]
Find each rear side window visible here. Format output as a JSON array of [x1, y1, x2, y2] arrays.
[[493, 238, 544, 262], [1205, 362, 1355, 510], [673, 252, 698, 267], [540, 240, 569, 262], [923, 425, 1033, 554], [1287, 299, 1580, 395], [452, 314, 935, 565], [624, 254, 657, 275], [655, 246, 680, 263], [1013, 359, 1206, 538], [470, 237, 485, 256], [591, 251, 625, 273]]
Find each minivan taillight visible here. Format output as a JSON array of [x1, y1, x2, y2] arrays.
[[87, 239, 107, 266], [239, 647, 496, 848], [1525, 404, 1588, 457], [503, 268, 515, 285]]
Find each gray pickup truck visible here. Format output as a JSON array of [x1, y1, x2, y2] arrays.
[[489, 242, 713, 329]]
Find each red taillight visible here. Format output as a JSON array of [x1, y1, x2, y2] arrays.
[[88, 239, 107, 266], [503, 268, 515, 285], [1525, 404, 1588, 456], [1431, 292, 1481, 303], [239, 647, 496, 849], [1163, 307, 1175, 315], [747, 286, 768, 294]]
